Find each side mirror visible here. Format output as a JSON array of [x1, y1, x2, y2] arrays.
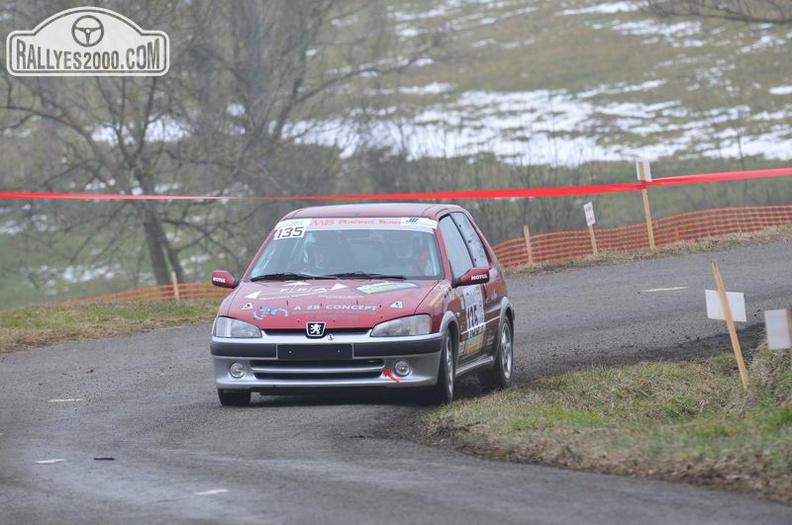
[[211, 270, 237, 289], [454, 267, 490, 287]]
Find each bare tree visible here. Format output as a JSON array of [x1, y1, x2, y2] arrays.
[[643, 0, 792, 24], [0, 0, 445, 287]]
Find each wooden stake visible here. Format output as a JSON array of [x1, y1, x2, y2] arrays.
[[588, 225, 598, 256], [711, 261, 749, 391], [636, 161, 656, 250], [788, 309, 792, 361], [522, 225, 533, 264], [171, 271, 180, 301]]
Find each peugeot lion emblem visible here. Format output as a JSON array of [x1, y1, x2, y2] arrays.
[[306, 322, 326, 338]]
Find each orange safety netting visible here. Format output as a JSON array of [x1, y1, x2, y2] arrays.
[[493, 205, 792, 267], [65, 282, 229, 306], [63, 205, 791, 305]]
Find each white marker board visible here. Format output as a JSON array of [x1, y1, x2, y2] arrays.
[[584, 202, 596, 226], [764, 309, 791, 350], [635, 158, 652, 182], [705, 289, 746, 323]]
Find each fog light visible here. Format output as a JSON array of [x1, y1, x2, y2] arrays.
[[229, 362, 246, 379], [393, 360, 412, 377]]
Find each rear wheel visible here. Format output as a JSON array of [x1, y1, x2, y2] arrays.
[[218, 390, 251, 406], [427, 327, 456, 405], [479, 317, 514, 392]]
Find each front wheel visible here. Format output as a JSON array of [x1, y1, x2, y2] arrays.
[[426, 328, 456, 405], [479, 317, 514, 392], [218, 390, 251, 406]]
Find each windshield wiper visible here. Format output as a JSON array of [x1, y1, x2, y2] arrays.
[[250, 272, 329, 282], [325, 272, 406, 280]]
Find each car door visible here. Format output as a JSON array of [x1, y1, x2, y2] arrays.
[[450, 212, 501, 356], [438, 215, 487, 365]]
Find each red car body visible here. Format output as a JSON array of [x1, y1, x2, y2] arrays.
[[210, 203, 515, 406]]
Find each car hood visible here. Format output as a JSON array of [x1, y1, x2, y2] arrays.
[[223, 279, 440, 330]]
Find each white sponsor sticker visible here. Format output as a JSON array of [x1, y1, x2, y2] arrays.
[[356, 282, 418, 294], [461, 287, 485, 354], [325, 304, 377, 311], [400, 217, 437, 229], [272, 219, 310, 240], [283, 281, 310, 287], [295, 217, 437, 231]]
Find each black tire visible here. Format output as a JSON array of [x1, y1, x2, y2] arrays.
[[218, 390, 251, 406], [426, 327, 456, 405], [479, 316, 514, 392]]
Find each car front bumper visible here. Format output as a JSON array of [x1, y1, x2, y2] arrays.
[[211, 332, 443, 393]]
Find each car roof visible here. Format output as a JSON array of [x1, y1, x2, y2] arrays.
[[283, 202, 467, 220]]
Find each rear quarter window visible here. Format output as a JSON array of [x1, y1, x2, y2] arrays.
[[451, 213, 489, 268], [439, 216, 474, 279]]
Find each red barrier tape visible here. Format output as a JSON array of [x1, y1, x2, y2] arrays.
[[645, 167, 792, 187], [1, 168, 790, 202]]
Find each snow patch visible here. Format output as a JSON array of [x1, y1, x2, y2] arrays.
[[769, 86, 792, 95], [560, 2, 639, 16], [287, 85, 792, 165]]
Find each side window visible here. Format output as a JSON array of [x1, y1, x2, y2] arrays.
[[439, 216, 474, 279], [451, 213, 489, 268]]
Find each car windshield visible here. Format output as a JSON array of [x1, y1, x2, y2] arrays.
[[249, 218, 443, 280]]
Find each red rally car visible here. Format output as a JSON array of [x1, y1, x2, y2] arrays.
[[210, 203, 515, 406]]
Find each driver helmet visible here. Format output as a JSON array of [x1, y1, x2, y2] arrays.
[[389, 232, 416, 260], [305, 235, 335, 270]]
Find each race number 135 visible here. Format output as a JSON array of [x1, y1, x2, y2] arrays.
[[273, 226, 305, 239]]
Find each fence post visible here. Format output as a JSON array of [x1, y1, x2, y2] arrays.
[[584, 202, 597, 256], [711, 261, 749, 391], [522, 225, 533, 264], [171, 271, 180, 301], [588, 225, 598, 256], [636, 158, 656, 250]]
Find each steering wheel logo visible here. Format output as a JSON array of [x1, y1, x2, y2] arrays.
[[71, 15, 104, 47]]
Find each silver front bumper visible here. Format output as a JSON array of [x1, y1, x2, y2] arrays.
[[212, 332, 443, 392]]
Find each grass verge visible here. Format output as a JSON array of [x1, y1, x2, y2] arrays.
[[0, 301, 219, 353], [404, 348, 792, 505]]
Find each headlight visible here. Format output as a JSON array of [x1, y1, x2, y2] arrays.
[[371, 315, 431, 337], [213, 317, 262, 338]]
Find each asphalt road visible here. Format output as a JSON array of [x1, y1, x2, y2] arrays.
[[1, 242, 791, 524]]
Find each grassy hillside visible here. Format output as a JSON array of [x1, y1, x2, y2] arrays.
[[347, 0, 792, 163], [0, 0, 790, 309]]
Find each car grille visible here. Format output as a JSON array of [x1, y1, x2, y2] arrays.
[[263, 328, 369, 336], [250, 358, 385, 381]]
